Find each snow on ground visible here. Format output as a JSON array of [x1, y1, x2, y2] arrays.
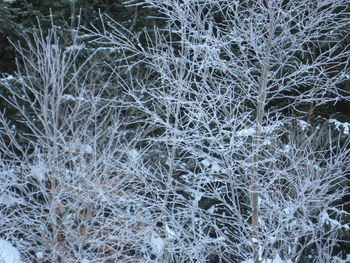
[[0, 236, 349, 263], [241, 253, 293, 263], [0, 239, 22, 263], [241, 253, 350, 263]]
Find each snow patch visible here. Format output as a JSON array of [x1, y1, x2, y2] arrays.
[[283, 144, 291, 153], [297, 120, 310, 131], [0, 239, 22, 263], [65, 44, 84, 52], [200, 159, 210, 168], [207, 205, 215, 214], [83, 145, 93, 154], [329, 119, 350, 135], [320, 210, 349, 230], [150, 233, 165, 255], [165, 225, 176, 239], [236, 127, 255, 137], [283, 205, 295, 216], [192, 190, 203, 206], [332, 254, 350, 263], [2, 0, 16, 3], [0, 194, 20, 207], [0, 75, 15, 82], [62, 94, 87, 103], [262, 138, 271, 146], [128, 149, 139, 160], [64, 142, 93, 155], [200, 159, 224, 173], [236, 122, 282, 137], [30, 161, 48, 181], [35, 251, 44, 260], [210, 162, 222, 173]]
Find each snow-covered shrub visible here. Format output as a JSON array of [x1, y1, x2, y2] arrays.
[[89, 0, 350, 262], [0, 26, 158, 263], [1, 0, 350, 262]]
